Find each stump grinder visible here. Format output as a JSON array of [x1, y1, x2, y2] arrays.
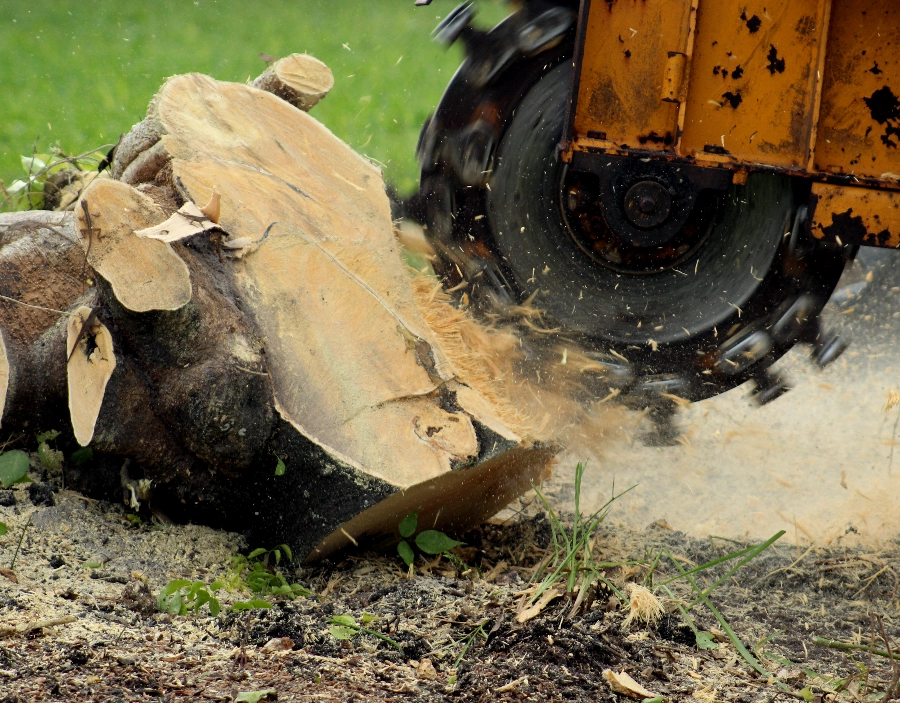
[[412, 0, 900, 408]]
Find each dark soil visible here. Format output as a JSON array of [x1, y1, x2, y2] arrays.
[[1, 489, 899, 702]]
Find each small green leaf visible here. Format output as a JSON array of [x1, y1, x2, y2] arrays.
[[0, 450, 30, 488], [273, 549, 281, 565], [70, 448, 93, 465], [168, 592, 184, 615], [329, 625, 357, 640], [798, 687, 814, 702], [35, 430, 60, 443], [208, 598, 221, 617], [274, 458, 286, 476], [82, 560, 102, 569], [186, 580, 205, 598], [193, 591, 211, 611], [280, 544, 293, 562], [397, 540, 414, 566], [162, 579, 191, 595], [37, 443, 64, 471], [0, 522, 7, 536], [247, 548, 267, 560], [125, 513, 142, 526], [695, 631, 718, 650], [329, 614, 357, 627], [415, 530, 463, 555], [398, 511, 418, 538], [235, 689, 277, 703], [361, 613, 378, 624], [290, 583, 313, 597], [231, 599, 273, 612]]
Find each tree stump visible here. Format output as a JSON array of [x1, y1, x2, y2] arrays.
[[0, 61, 556, 560]]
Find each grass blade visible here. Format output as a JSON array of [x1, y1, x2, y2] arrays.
[[686, 531, 785, 609]]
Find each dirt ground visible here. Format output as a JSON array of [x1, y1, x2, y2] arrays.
[[2, 480, 900, 703]]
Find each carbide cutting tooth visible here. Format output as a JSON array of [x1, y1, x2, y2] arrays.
[[813, 332, 849, 369], [751, 369, 792, 406]]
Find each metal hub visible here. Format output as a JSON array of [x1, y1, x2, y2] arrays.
[[623, 180, 672, 232], [560, 164, 724, 274]]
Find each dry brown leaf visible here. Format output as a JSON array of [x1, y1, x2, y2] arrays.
[[516, 586, 562, 623], [0, 568, 17, 584], [602, 669, 659, 700]]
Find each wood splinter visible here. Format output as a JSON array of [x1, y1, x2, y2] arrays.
[[0, 616, 78, 639]]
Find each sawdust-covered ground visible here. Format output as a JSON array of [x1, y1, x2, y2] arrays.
[[2, 482, 900, 703]]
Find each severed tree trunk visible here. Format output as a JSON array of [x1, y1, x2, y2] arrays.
[[0, 62, 557, 560]]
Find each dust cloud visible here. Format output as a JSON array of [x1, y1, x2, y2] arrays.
[[550, 247, 900, 546]]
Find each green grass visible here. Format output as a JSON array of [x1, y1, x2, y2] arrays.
[[0, 0, 509, 197]]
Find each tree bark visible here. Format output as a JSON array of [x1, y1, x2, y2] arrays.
[[0, 63, 556, 560]]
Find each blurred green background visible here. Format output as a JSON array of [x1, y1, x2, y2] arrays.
[[0, 0, 508, 197]]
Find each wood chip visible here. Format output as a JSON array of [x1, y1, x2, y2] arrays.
[[496, 675, 528, 692], [602, 669, 659, 700], [134, 201, 219, 243]]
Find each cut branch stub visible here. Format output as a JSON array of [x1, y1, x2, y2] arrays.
[[67, 305, 117, 446], [250, 53, 334, 111], [74, 179, 192, 312], [0, 327, 8, 427]]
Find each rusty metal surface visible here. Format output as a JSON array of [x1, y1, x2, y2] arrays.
[[680, 0, 830, 168], [566, 0, 900, 201], [813, 0, 900, 183], [810, 182, 900, 249], [572, 0, 695, 151]]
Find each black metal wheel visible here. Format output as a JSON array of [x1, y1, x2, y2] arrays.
[[417, 6, 852, 403]]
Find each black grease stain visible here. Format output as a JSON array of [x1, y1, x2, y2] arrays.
[[766, 45, 786, 74], [637, 131, 674, 146], [624, 49, 631, 58], [794, 15, 816, 37], [863, 85, 900, 148], [819, 208, 868, 245], [869, 62, 883, 75], [740, 11, 762, 33], [731, 65, 744, 79], [722, 91, 743, 109]]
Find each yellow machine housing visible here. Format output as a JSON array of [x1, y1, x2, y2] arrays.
[[563, 0, 900, 249]]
